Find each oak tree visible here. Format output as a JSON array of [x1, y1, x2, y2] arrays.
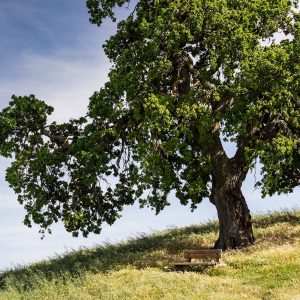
[[1, 0, 300, 249]]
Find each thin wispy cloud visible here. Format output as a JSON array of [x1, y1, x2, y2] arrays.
[[1, 48, 110, 122]]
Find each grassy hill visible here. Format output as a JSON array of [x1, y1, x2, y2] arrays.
[[1, 210, 300, 300]]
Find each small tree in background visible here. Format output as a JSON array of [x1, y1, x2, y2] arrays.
[[0, 0, 299, 249]]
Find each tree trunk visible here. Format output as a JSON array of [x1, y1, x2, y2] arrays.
[[210, 172, 255, 249], [210, 124, 255, 250]]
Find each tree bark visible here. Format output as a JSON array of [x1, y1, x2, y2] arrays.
[[210, 124, 255, 249], [210, 170, 255, 249]]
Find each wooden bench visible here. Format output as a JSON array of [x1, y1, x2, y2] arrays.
[[174, 249, 225, 267]]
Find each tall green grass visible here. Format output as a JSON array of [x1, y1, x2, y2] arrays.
[[1, 209, 300, 299]]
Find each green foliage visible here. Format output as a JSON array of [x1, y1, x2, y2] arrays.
[[1, 210, 300, 299], [0, 0, 299, 237], [86, 0, 130, 25]]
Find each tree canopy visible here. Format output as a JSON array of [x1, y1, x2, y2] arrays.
[[0, 0, 299, 244]]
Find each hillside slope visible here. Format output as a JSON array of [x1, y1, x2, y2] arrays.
[[1, 210, 300, 300]]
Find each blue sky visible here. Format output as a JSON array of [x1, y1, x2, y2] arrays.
[[0, 0, 299, 271]]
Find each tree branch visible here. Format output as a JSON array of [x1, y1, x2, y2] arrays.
[[41, 129, 70, 150], [212, 91, 234, 115], [211, 122, 228, 160]]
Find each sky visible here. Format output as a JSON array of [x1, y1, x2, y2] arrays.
[[0, 0, 299, 271]]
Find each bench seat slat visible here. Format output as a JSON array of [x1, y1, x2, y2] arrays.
[[184, 253, 221, 259], [174, 249, 225, 268], [174, 262, 219, 266]]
